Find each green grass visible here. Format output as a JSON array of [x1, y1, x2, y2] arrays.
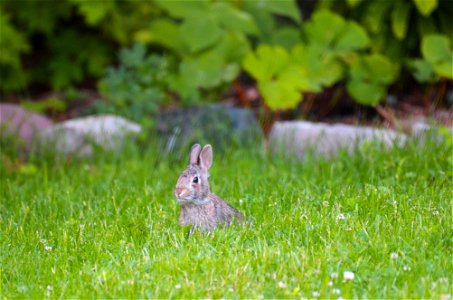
[[1, 136, 452, 299]]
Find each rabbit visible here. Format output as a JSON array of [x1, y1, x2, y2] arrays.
[[175, 143, 244, 232]]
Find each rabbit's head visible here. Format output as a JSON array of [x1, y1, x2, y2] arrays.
[[175, 144, 213, 205]]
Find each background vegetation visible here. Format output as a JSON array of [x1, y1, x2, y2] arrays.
[[1, 0, 452, 122]]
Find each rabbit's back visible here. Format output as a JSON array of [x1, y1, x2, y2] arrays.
[[211, 194, 244, 226]]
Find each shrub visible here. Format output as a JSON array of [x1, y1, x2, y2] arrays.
[[0, 0, 157, 92], [2, 0, 451, 112], [94, 43, 168, 124]]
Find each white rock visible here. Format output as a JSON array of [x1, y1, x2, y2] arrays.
[[42, 115, 141, 156], [269, 121, 407, 158]]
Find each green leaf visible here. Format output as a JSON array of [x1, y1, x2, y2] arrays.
[[422, 34, 452, 64], [21, 97, 66, 113], [346, 80, 386, 105], [409, 59, 436, 82], [242, 2, 276, 41], [168, 32, 249, 99], [346, 0, 363, 7], [336, 21, 370, 52], [180, 15, 223, 53], [291, 45, 342, 90], [258, 64, 309, 110], [305, 10, 346, 49], [179, 56, 223, 89], [259, 80, 302, 110], [154, 0, 209, 18], [271, 27, 301, 50], [0, 11, 29, 67], [47, 30, 111, 89], [70, 0, 115, 25], [214, 32, 250, 63], [222, 63, 241, 82], [413, 0, 438, 16], [49, 57, 84, 90], [305, 10, 369, 54], [433, 61, 453, 79], [391, 1, 411, 40], [350, 54, 396, 84], [11, 1, 71, 35], [365, 54, 397, 84], [421, 34, 453, 79], [255, 0, 301, 24], [167, 72, 201, 104], [347, 54, 396, 105], [211, 3, 258, 35], [363, 1, 392, 34], [119, 43, 146, 68], [149, 19, 185, 54], [243, 45, 315, 110], [242, 45, 289, 82]]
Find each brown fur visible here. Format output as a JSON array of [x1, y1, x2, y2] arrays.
[[179, 194, 244, 231], [175, 144, 244, 232]]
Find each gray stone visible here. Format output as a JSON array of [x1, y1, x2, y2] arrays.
[[0, 103, 53, 150], [156, 105, 263, 158], [400, 118, 453, 138], [42, 115, 142, 156], [269, 121, 407, 158]]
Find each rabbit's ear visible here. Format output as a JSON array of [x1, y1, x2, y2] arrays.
[[199, 144, 213, 171], [189, 144, 202, 165]]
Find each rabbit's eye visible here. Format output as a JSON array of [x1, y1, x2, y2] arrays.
[[192, 176, 199, 183]]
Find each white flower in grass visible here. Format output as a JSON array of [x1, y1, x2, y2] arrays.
[[440, 294, 451, 300], [46, 285, 53, 297], [332, 288, 341, 295], [257, 294, 264, 299], [175, 284, 181, 289], [390, 252, 398, 260], [328, 281, 333, 286], [278, 281, 287, 288], [312, 291, 320, 298], [439, 277, 449, 284], [330, 272, 339, 279], [337, 213, 345, 220], [44, 246, 53, 251], [338, 297, 345, 300], [403, 265, 411, 272], [343, 271, 355, 281]]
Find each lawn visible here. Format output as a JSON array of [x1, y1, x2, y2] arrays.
[[1, 136, 452, 299]]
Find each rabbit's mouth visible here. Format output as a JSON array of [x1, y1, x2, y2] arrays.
[[175, 187, 191, 199], [176, 194, 209, 205]]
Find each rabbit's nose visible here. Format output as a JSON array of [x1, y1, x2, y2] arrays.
[[175, 188, 188, 198]]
